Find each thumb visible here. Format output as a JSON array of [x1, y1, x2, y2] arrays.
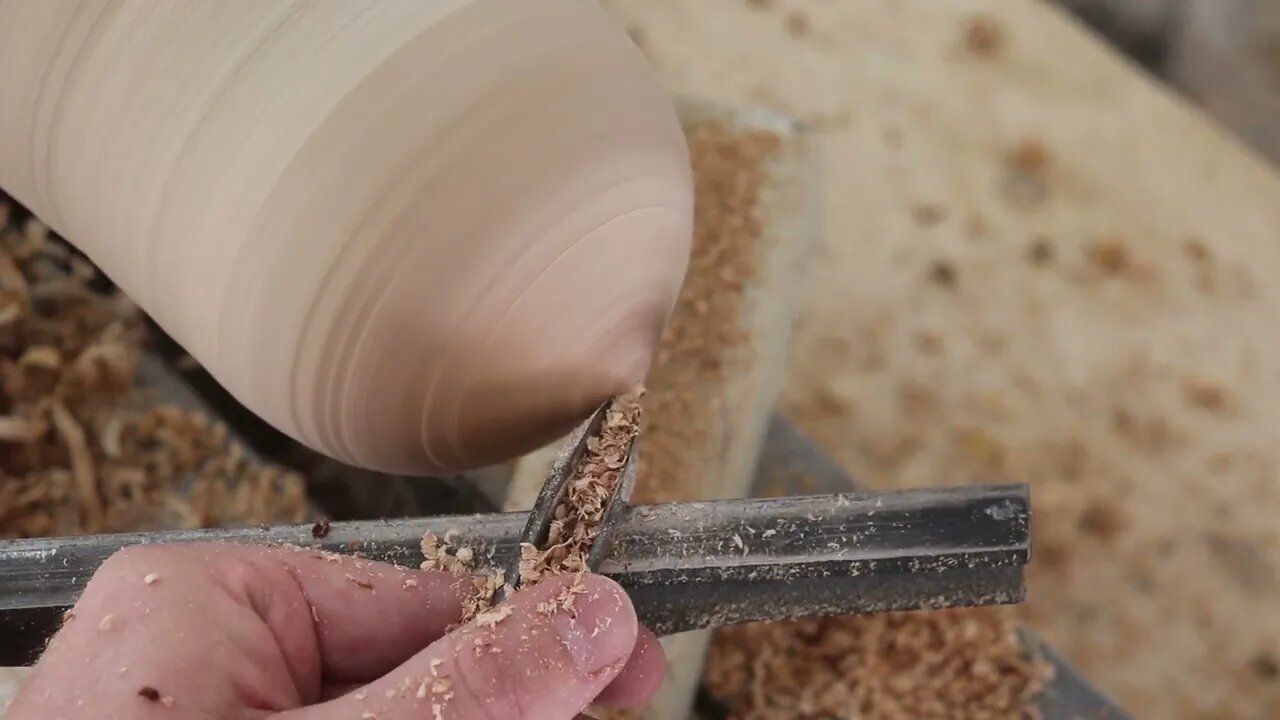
[[278, 574, 639, 720]]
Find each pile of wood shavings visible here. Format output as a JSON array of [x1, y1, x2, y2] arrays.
[[632, 118, 775, 506], [519, 391, 642, 584], [705, 610, 1054, 719], [0, 203, 307, 537]]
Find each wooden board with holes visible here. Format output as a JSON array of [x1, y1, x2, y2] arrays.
[[505, 97, 817, 718], [603, 1, 1280, 718]]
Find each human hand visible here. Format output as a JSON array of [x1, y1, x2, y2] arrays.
[[8, 543, 664, 719]]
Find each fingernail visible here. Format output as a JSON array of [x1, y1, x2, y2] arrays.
[[550, 576, 637, 675]]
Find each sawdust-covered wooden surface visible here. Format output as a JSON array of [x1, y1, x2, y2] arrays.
[[605, 0, 1280, 717]]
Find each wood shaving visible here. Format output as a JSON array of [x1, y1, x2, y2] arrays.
[[143, 573, 160, 585], [421, 530, 481, 575], [416, 660, 455, 719], [705, 610, 1054, 719], [98, 614, 118, 632], [459, 571, 505, 627], [421, 531, 506, 628], [0, 204, 308, 538], [519, 392, 642, 585], [473, 604, 513, 629], [535, 576, 588, 617], [346, 574, 374, 590]]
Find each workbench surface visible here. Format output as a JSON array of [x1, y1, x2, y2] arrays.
[[604, 0, 1280, 717]]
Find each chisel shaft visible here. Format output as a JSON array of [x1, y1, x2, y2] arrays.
[[0, 484, 1028, 665]]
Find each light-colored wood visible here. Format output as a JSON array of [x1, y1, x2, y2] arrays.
[[507, 97, 817, 719], [0, 0, 692, 477], [606, 1, 1280, 717]]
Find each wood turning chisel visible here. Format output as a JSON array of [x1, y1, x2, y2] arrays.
[[0, 404, 1031, 666]]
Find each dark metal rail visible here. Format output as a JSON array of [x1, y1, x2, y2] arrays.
[[0, 484, 1028, 664]]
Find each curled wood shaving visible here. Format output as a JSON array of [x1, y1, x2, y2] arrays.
[[519, 392, 643, 586], [0, 205, 308, 538], [0, 415, 46, 443], [458, 572, 504, 628], [535, 576, 588, 617], [49, 400, 101, 532], [473, 604, 513, 628]]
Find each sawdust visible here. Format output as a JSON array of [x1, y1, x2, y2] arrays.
[[0, 202, 308, 537], [632, 119, 776, 505], [726, 392, 1055, 717], [535, 576, 589, 617], [705, 610, 1053, 720], [519, 392, 642, 585], [420, 530, 476, 575], [420, 529, 503, 627]]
